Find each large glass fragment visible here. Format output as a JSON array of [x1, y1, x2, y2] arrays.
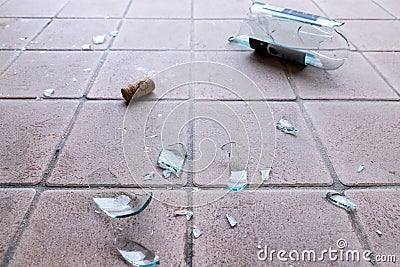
[[221, 142, 248, 191], [115, 235, 160, 267], [326, 192, 356, 211], [228, 2, 349, 70], [157, 143, 187, 177]]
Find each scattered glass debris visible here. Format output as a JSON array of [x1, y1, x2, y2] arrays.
[[357, 164, 365, 173], [92, 34, 106, 45], [157, 143, 187, 178], [115, 236, 160, 267], [143, 172, 155, 181], [221, 142, 248, 191], [43, 88, 54, 97], [173, 209, 193, 221], [326, 192, 356, 211], [376, 230, 382, 236], [81, 44, 92, 50], [276, 118, 299, 135], [193, 225, 202, 239], [226, 214, 237, 227], [93, 192, 153, 218], [109, 30, 119, 37], [260, 168, 271, 181], [192, 187, 200, 193]]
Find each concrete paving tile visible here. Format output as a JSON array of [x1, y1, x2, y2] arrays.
[[0, 51, 102, 98], [0, 51, 18, 72], [0, 18, 49, 49], [288, 52, 399, 100], [192, 190, 364, 266], [58, 0, 130, 18], [374, 0, 400, 18], [8, 190, 187, 266], [193, 51, 295, 100], [27, 19, 120, 50], [49, 100, 189, 187], [193, 101, 332, 187], [0, 100, 78, 185], [305, 101, 400, 186], [194, 20, 246, 51], [112, 19, 191, 50], [0, 0, 68, 17], [87, 51, 190, 100], [315, 0, 393, 19], [127, 0, 191, 18], [193, 0, 249, 19], [346, 189, 400, 263], [364, 52, 400, 95], [0, 189, 35, 259], [342, 20, 400, 51]]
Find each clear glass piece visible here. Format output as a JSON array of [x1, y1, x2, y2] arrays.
[[276, 118, 299, 135], [143, 172, 155, 181], [43, 88, 54, 97], [92, 34, 106, 45], [115, 236, 160, 267], [357, 164, 365, 173], [173, 209, 193, 221], [260, 168, 271, 181], [228, 2, 349, 70], [157, 143, 187, 177], [93, 192, 153, 218], [326, 192, 356, 211], [193, 225, 202, 238], [221, 142, 248, 191], [226, 214, 237, 227]]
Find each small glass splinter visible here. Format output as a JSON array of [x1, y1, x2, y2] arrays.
[[226, 214, 237, 227], [260, 168, 271, 181], [157, 143, 187, 177], [173, 209, 193, 221], [193, 225, 202, 238], [326, 192, 356, 211], [276, 118, 299, 135], [221, 142, 248, 191], [115, 236, 160, 267], [93, 192, 153, 218]]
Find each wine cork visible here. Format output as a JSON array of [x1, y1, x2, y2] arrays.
[[121, 77, 155, 102]]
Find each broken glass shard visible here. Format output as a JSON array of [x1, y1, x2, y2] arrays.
[[326, 192, 356, 211], [92, 35, 106, 45], [221, 142, 248, 191], [193, 225, 202, 238], [143, 172, 154, 181], [357, 164, 365, 173], [260, 168, 271, 181], [144, 146, 151, 153], [157, 143, 186, 177], [43, 88, 54, 97], [81, 44, 92, 50], [162, 169, 171, 178], [93, 192, 153, 218], [174, 209, 193, 221], [276, 118, 299, 135], [115, 236, 160, 267], [226, 214, 237, 227], [109, 30, 119, 37]]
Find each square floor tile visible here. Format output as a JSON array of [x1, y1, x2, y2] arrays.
[[194, 51, 295, 100], [0, 19, 49, 49], [342, 20, 400, 51], [0, 51, 103, 98], [288, 52, 399, 100], [305, 101, 400, 186], [364, 52, 400, 95], [0, 189, 35, 259], [315, 0, 393, 19], [127, 0, 191, 18], [0, 100, 79, 185], [192, 190, 364, 266], [88, 51, 190, 99], [58, 0, 130, 18], [0, 0, 68, 17], [193, 0, 249, 18], [27, 19, 120, 50], [8, 190, 187, 266], [112, 20, 191, 50], [194, 20, 245, 50], [192, 101, 332, 187], [346, 189, 400, 261]]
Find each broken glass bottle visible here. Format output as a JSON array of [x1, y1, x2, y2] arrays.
[[229, 2, 349, 70], [115, 235, 160, 267], [92, 192, 153, 218], [221, 142, 248, 191], [157, 143, 187, 177]]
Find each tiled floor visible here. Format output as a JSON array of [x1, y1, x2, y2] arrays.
[[0, 0, 399, 266]]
